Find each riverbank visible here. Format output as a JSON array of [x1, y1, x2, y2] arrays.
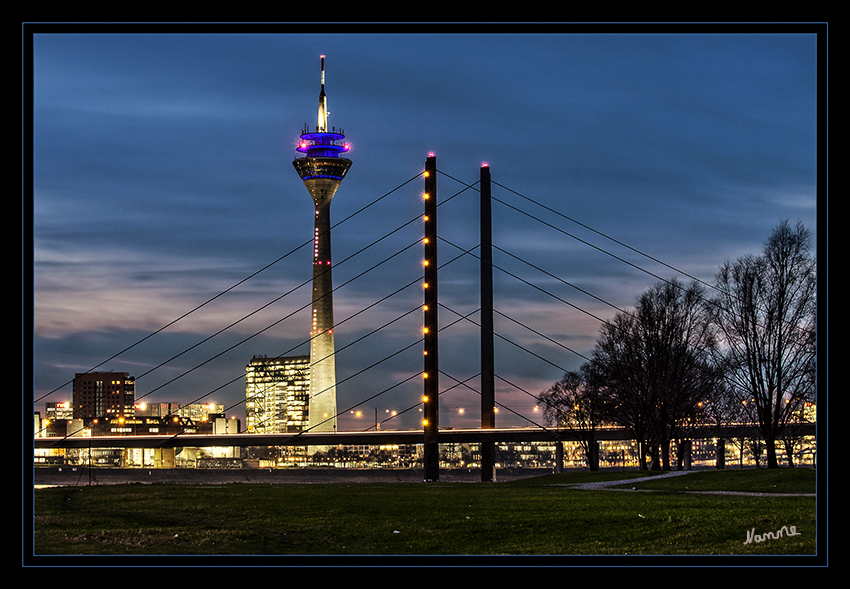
[[33, 465, 551, 486]]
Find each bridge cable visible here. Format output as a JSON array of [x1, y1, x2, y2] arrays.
[[53, 232, 424, 439], [437, 234, 615, 333], [489, 180, 811, 341], [138, 238, 477, 440], [245, 306, 479, 446], [438, 369, 555, 433], [241, 244, 480, 434], [491, 179, 722, 297], [37, 173, 473, 428], [34, 171, 424, 404], [130, 208, 423, 387], [439, 168, 717, 310], [361, 373, 482, 433], [45, 210, 423, 437]]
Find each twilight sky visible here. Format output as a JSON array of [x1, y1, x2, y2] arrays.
[[28, 26, 821, 431]]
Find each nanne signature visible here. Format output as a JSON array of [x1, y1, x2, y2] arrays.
[[744, 525, 801, 545]]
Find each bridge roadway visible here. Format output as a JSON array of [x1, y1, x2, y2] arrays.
[[32, 423, 815, 450]]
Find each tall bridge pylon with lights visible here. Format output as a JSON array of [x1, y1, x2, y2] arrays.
[[292, 55, 352, 434], [422, 154, 497, 483]]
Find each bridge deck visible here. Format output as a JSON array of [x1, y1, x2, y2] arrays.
[[33, 424, 815, 449]]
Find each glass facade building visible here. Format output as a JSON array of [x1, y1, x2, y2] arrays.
[[245, 355, 310, 434]]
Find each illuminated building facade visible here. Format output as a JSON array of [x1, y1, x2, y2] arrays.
[[245, 355, 311, 434], [45, 401, 73, 421], [292, 55, 352, 433], [72, 371, 135, 421], [135, 402, 224, 423]]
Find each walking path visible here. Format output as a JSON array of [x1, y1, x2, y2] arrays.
[[566, 470, 695, 490], [564, 470, 815, 496]]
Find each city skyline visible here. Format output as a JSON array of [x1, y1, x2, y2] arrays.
[[29, 26, 822, 431]]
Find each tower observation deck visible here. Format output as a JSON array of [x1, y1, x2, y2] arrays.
[[292, 55, 352, 434]]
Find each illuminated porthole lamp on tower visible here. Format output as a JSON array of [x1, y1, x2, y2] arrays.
[[292, 55, 352, 434]]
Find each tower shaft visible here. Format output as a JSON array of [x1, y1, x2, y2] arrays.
[[306, 179, 342, 432], [293, 170, 351, 434]]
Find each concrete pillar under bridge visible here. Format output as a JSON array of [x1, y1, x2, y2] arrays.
[[154, 447, 175, 469]]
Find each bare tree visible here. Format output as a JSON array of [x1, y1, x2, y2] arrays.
[[708, 221, 816, 469], [593, 279, 723, 471], [539, 363, 607, 471]]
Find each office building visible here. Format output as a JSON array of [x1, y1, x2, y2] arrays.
[[245, 355, 310, 434], [72, 371, 135, 421]]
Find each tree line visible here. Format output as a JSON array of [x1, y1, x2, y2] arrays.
[[538, 221, 817, 470]]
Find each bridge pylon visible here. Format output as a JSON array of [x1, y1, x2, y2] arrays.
[[480, 163, 497, 482], [422, 154, 439, 481]]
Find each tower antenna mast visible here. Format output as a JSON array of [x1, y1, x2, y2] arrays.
[[318, 54, 327, 131]]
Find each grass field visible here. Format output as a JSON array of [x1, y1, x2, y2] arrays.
[[31, 468, 818, 559]]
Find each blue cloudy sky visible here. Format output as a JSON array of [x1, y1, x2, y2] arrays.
[[28, 25, 822, 431]]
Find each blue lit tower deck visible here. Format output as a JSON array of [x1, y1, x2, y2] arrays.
[[292, 56, 352, 433]]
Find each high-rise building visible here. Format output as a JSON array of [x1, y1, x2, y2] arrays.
[[292, 55, 352, 433], [245, 355, 310, 434], [72, 371, 135, 421]]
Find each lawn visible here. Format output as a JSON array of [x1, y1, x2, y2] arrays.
[[31, 468, 818, 559]]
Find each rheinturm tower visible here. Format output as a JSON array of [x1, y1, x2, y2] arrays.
[[292, 55, 352, 433]]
